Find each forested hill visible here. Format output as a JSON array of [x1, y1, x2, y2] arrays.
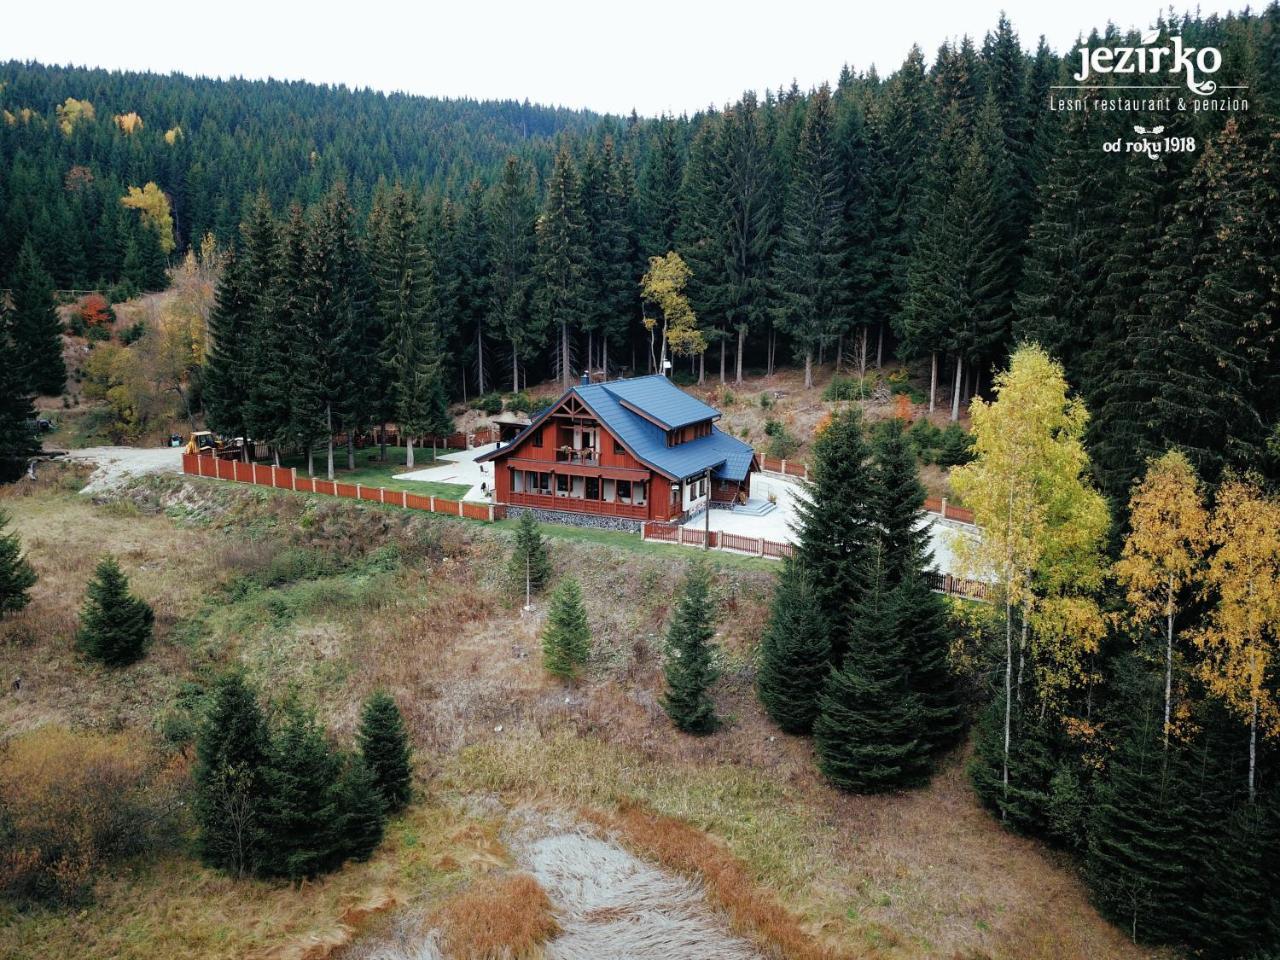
[[3, 6, 1280, 508], [0, 60, 611, 257]]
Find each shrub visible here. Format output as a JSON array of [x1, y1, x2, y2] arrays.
[[118, 319, 147, 345], [764, 421, 800, 460], [76, 556, 154, 666], [0, 727, 183, 905], [473, 393, 504, 415], [505, 391, 532, 413], [758, 392, 773, 410], [529, 395, 555, 415], [822, 376, 862, 402], [936, 424, 976, 467]]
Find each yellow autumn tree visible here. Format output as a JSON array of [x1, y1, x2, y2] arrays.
[[114, 111, 144, 135], [55, 97, 94, 134], [120, 183, 176, 254], [1114, 450, 1209, 747], [1195, 474, 1280, 801], [164, 125, 182, 144], [640, 252, 705, 374], [950, 344, 1109, 798]]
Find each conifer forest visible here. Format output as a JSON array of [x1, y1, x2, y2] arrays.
[[2, 6, 1280, 959]]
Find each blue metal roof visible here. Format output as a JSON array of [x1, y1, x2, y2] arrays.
[[597, 375, 722, 430], [480, 375, 756, 483]]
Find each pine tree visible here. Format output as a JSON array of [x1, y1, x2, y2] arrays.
[[0, 508, 37, 617], [771, 85, 848, 389], [334, 755, 385, 863], [1085, 659, 1192, 946], [0, 325, 37, 484], [639, 117, 683, 257], [75, 555, 154, 667], [660, 562, 720, 734], [792, 407, 878, 665], [8, 240, 66, 396], [194, 672, 271, 877], [487, 157, 541, 391], [259, 699, 343, 879], [814, 545, 930, 792], [756, 558, 830, 735], [541, 576, 591, 680], [356, 690, 413, 814], [508, 510, 552, 598], [534, 149, 590, 387], [234, 196, 290, 457]]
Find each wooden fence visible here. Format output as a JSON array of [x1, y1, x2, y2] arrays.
[[642, 521, 795, 559], [182, 453, 498, 522]]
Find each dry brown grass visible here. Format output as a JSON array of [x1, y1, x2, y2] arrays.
[[583, 801, 864, 960], [434, 872, 559, 960]]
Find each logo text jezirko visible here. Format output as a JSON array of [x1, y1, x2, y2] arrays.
[[1075, 29, 1222, 95]]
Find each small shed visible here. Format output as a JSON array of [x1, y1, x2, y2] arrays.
[[492, 412, 533, 443]]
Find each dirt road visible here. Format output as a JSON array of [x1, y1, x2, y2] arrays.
[[63, 446, 185, 494]]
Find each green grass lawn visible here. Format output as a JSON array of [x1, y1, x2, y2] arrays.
[[276, 444, 471, 498]]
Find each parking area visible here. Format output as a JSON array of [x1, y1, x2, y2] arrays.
[[394, 442, 500, 502]]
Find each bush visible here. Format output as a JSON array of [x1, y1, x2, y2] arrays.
[[0, 728, 183, 905], [529, 395, 555, 415], [758, 392, 773, 410], [764, 420, 800, 460], [472, 393, 503, 415], [936, 424, 975, 467], [118, 320, 147, 345], [822, 376, 863, 402], [504, 391, 532, 413]]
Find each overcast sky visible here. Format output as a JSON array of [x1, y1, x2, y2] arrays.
[[3, 0, 1248, 116]]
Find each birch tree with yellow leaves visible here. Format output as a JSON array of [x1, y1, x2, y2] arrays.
[[640, 251, 705, 375], [1195, 475, 1280, 802], [1114, 450, 1209, 748], [951, 344, 1109, 803]]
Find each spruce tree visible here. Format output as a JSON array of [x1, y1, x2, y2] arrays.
[[534, 149, 590, 387], [335, 755, 386, 863], [0, 508, 37, 617], [356, 690, 413, 814], [792, 406, 878, 665], [0, 340, 37, 484], [487, 157, 541, 391], [639, 116, 683, 257], [194, 672, 271, 877], [813, 547, 930, 792], [541, 576, 591, 680], [756, 558, 830, 735], [660, 562, 720, 734], [75, 555, 154, 667], [9, 240, 66, 397], [508, 509, 552, 598], [771, 85, 849, 389], [259, 699, 343, 879]]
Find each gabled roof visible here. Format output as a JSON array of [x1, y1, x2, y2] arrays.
[[479, 375, 756, 483], [597, 375, 721, 430]]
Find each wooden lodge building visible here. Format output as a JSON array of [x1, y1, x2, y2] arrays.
[[478, 375, 758, 529]]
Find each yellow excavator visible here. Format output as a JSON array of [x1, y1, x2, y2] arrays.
[[184, 431, 223, 456]]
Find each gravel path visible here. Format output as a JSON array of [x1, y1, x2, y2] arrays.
[[63, 446, 184, 494]]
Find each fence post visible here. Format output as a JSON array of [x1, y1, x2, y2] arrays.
[[457, 500, 463, 517], [488, 504, 494, 521], [291, 467, 297, 491], [430, 496, 436, 512], [941, 497, 948, 520], [251, 463, 258, 485], [780, 458, 786, 475], [402, 490, 407, 508], [758, 538, 765, 557], [379, 487, 385, 503]]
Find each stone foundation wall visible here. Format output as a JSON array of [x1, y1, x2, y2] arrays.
[[504, 505, 643, 534]]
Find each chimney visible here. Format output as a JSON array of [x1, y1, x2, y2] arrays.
[[580, 373, 590, 386]]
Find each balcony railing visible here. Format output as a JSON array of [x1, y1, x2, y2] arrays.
[[506, 490, 648, 519], [555, 448, 600, 465]]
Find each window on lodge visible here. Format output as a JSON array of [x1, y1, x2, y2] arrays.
[[665, 421, 712, 447], [531, 429, 543, 448]]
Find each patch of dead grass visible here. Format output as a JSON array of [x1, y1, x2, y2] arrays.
[[434, 872, 559, 960]]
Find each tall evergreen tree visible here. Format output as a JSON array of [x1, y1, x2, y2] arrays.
[[194, 672, 271, 877], [258, 699, 343, 880], [771, 85, 848, 389], [814, 544, 930, 792], [75, 555, 154, 667], [792, 407, 878, 665], [356, 690, 413, 814], [0, 508, 37, 617], [509, 509, 552, 598], [660, 562, 720, 734], [534, 149, 590, 387], [0, 302, 37, 484], [639, 117, 684, 257], [756, 558, 830, 735], [8, 240, 65, 396], [487, 157, 540, 391], [334, 754, 385, 863]]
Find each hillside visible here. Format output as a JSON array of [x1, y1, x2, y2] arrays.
[[0, 465, 1146, 960]]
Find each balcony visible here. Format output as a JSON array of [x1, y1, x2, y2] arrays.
[[555, 447, 600, 466]]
